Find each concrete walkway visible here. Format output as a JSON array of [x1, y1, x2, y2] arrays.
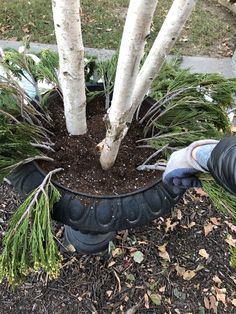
[[0, 40, 115, 61], [0, 39, 236, 78]]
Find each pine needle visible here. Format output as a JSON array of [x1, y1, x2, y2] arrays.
[[0, 169, 62, 286]]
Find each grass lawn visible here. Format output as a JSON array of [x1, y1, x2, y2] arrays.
[[0, 0, 235, 56]]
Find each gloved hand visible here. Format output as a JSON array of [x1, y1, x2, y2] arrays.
[[163, 139, 218, 193]]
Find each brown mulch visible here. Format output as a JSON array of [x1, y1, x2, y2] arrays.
[[0, 182, 236, 314], [39, 96, 160, 195]]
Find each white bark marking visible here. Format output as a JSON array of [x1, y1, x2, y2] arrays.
[[100, 0, 158, 170], [52, 0, 87, 135], [129, 0, 196, 121]]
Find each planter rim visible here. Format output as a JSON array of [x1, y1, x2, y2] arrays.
[[33, 161, 162, 199]]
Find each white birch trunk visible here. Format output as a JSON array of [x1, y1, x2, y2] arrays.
[[128, 0, 196, 122], [52, 0, 87, 135], [99, 0, 158, 170]]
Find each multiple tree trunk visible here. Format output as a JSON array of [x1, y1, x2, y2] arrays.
[[52, 0, 196, 168], [129, 0, 197, 122], [99, 0, 159, 170]]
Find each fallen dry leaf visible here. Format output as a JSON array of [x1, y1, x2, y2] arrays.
[[176, 209, 182, 220], [159, 251, 170, 261], [181, 222, 196, 229], [180, 35, 189, 42], [194, 187, 208, 196], [175, 264, 186, 277], [138, 241, 148, 245], [144, 293, 149, 309], [232, 299, 236, 306], [225, 235, 236, 247], [188, 221, 196, 228], [213, 275, 222, 285], [112, 247, 124, 257], [215, 287, 227, 306], [108, 260, 116, 268], [159, 286, 166, 293], [157, 243, 167, 253], [209, 295, 218, 314], [199, 249, 209, 259], [210, 217, 221, 226], [230, 276, 236, 284], [204, 296, 210, 309], [157, 243, 170, 261], [22, 26, 30, 33], [204, 295, 218, 313], [224, 221, 236, 233], [204, 223, 215, 236], [106, 290, 113, 297], [165, 218, 179, 232], [182, 270, 197, 281]]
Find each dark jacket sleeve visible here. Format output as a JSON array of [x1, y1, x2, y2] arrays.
[[207, 136, 236, 195]]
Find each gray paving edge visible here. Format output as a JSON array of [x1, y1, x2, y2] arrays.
[[0, 40, 115, 61], [0, 40, 236, 78]]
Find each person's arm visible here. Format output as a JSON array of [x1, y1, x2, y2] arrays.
[[163, 136, 236, 195], [207, 136, 236, 195]]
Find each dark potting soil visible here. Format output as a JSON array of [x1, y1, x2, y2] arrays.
[[39, 96, 161, 195]]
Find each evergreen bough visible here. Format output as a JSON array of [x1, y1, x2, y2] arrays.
[[0, 169, 62, 286], [138, 59, 236, 153], [201, 177, 236, 268]]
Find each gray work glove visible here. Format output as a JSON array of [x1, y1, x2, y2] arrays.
[[163, 140, 218, 193]]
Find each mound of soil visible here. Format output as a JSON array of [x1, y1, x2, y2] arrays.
[[39, 96, 160, 195]]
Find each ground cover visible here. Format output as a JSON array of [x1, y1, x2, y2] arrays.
[[0, 183, 236, 313]]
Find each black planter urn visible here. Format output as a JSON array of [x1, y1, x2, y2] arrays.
[[9, 162, 183, 253], [8, 85, 184, 254]]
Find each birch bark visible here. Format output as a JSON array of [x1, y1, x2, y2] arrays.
[[99, 0, 158, 170], [128, 0, 196, 122], [52, 0, 87, 135]]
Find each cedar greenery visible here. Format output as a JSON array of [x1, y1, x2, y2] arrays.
[[0, 79, 52, 181], [0, 121, 50, 182], [137, 58, 235, 154], [202, 179, 236, 221], [0, 51, 61, 285], [2, 48, 59, 86], [95, 53, 118, 108], [201, 178, 236, 267], [0, 169, 62, 286]]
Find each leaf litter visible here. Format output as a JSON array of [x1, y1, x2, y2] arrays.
[[1, 186, 236, 312]]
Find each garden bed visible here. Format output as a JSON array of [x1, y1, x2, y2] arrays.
[[0, 183, 236, 313]]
